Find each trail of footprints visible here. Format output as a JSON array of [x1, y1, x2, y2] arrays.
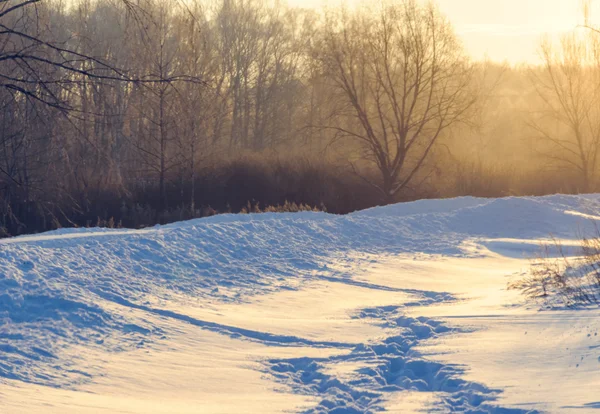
[[266, 302, 536, 414]]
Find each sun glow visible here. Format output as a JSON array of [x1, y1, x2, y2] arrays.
[[288, 0, 595, 63]]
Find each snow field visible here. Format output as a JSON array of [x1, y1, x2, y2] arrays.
[[2, 195, 600, 412]]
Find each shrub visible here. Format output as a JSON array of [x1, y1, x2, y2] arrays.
[[510, 233, 600, 308], [241, 200, 324, 214]]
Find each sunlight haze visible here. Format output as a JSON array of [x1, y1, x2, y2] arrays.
[[4, 0, 600, 412], [289, 0, 587, 63]]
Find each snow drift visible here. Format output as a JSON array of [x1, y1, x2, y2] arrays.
[[1, 195, 600, 413]]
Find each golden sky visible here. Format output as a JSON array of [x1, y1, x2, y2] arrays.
[[289, 0, 589, 63]]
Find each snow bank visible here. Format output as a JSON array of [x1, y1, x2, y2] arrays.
[[1, 194, 599, 412]]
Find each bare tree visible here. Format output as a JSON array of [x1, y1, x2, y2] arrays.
[[172, 0, 215, 211], [314, 0, 475, 202], [0, 0, 201, 108], [0, 0, 125, 109], [530, 33, 600, 192]]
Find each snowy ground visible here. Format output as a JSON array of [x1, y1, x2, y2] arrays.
[[1, 195, 600, 413]]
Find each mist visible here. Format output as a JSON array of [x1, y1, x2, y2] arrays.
[[0, 0, 598, 236]]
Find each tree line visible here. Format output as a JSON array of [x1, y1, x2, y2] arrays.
[[0, 0, 598, 236]]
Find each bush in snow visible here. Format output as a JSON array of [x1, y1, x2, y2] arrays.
[[511, 233, 600, 308]]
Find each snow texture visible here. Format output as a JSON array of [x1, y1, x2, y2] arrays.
[[1, 195, 600, 413]]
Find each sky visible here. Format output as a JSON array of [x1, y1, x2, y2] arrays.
[[288, 0, 590, 64], [436, 0, 583, 63]]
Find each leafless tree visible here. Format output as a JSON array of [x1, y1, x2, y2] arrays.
[[530, 33, 600, 191], [1, 0, 570, 236], [314, 0, 475, 202]]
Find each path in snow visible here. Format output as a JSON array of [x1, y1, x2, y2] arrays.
[[2, 195, 600, 412]]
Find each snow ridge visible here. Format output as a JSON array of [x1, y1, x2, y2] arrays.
[[1, 194, 599, 412]]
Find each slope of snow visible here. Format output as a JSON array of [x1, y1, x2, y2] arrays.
[[1, 195, 600, 413]]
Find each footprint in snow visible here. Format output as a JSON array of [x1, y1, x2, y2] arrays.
[[19, 261, 35, 272]]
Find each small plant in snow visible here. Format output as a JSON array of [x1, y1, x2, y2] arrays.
[[510, 231, 600, 308], [240, 200, 324, 214]]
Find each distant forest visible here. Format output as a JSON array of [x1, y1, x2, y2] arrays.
[[1, 0, 599, 236]]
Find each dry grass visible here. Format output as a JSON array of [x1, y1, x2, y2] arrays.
[[510, 233, 600, 308], [1, 153, 598, 238]]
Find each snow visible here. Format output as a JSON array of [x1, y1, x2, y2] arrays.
[[1, 195, 600, 412]]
